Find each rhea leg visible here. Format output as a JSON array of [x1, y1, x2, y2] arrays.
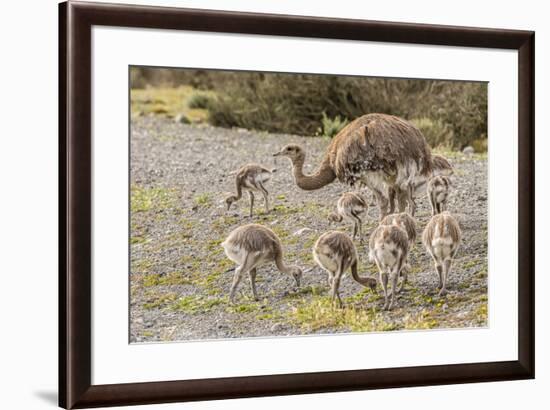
[[229, 255, 255, 302], [351, 213, 363, 242], [373, 189, 389, 221], [248, 268, 259, 301], [406, 184, 416, 216], [258, 182, 269, 213], [398, 269, 408, 293], [440, 258, 452, 296], [430, 192, 437, 216], [352, 221, 358, 239], [331, 267, 343, 307], [435, 262, 443, 290], [395, 187, 408, 213], [247, 191, 255, 217], [388, 269, 400, 310], [229, 267, 245, 303], [388, 187, 397, 214], [379, 268, 389, 310]]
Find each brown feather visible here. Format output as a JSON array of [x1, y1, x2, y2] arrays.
[[380, 212, 417, 244], [422, 212, 462, 247], [327, 113, 433, 185]]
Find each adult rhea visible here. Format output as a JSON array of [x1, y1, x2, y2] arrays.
[[274, 113, 433, 218]]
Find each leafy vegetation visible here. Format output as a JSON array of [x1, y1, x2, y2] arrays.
[[130, 67, 487, 150], [131, 185, 175, 213], [317, 112, 349, 138]]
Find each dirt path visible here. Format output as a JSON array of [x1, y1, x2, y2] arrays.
[[130, 116, 488, 343]]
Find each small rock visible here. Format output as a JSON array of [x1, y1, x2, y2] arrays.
[[294, 227, 313, 236], [462, 146, 475, 155], [270, 323, 284, 332]]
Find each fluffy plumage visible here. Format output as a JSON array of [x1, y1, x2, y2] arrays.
[[422, 212, 461, 296], [313, 231, 377, 306], [222, 224, 302, 302]]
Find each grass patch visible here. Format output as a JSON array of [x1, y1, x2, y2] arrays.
[[131, 86, 210, 122], [194, 193, 211, 206], [142, 271, 192, 287], [143, 292, 178, 310], [187, 92, 212, 109], [171, 295, 224, 313], [284, 285, 326, 299], [402, 310, 439, 329], [226, 302, 261, 314], [288, 296, 398, 332], [131, 235, 147, 245], [211, 215, 238, 233], [132, 258, 153, 274], [131, 185, 176, 213]]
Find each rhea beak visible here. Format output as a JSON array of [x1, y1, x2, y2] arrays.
[[273, 152, 281, 157]]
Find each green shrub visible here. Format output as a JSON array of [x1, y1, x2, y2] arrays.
[[131, 67, 488, 149], [411, 117, 454, 149], [187, 93, 211, 109], [318, 112, 349, 138], [471, 138, 488, 153]]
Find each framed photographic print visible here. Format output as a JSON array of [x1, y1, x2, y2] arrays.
[[59, 1, 534, 408]]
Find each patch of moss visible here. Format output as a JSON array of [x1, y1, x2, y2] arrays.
[[284, 285, 326, 299], [194, 193, 211, 206], [272, 204, 298, 216], [288, 296, 399, 332], [143, 292, 178, 309], [171, 295, 224, 313], [131, 185, 176, 213], [226, 303, 260, 314], [131, 236, 147, 245], [402, 309, 439, 330], [142, 271, 192, 287], [132, 258, 153, 274], [131, 86, 211, 122], [211, 216, 238, 233]]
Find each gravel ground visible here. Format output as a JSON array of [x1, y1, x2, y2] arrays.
[[130, 116, 488, 343]]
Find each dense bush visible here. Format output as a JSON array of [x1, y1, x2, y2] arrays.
[[410, 118, 455, 149], [318, 112, 349, 138], [131, 67, 487, 150], [187, 93, 211, 109]]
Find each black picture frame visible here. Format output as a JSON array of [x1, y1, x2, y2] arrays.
[[59, 1, 535, 408]]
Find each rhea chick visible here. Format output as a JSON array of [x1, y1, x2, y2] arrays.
[[327, 192, 368, 241], [389, 154, 454, 213], [427, 175, 452, 216], [369, 224, 409, 310], [221, 224, 302, 302], [313, 231, 377, 307], [380, 212, 417, 292], [422, 212, 461, 296], [225, 164, 275, 217]]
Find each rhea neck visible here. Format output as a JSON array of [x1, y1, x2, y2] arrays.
[[288, 154, 336, 191]]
